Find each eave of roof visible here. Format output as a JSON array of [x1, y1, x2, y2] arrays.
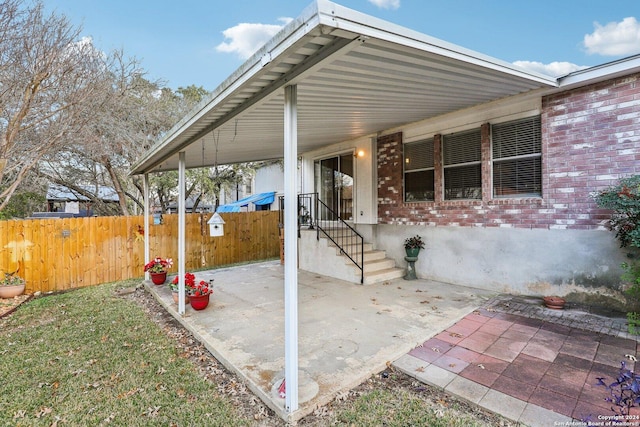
[[130, 0, 558, 176]]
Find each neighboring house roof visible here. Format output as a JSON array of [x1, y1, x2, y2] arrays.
[[167, 196, 214, 211], [47, 184, 119, 203], [130, 0, 559, 175], [217, 191, 276, 213]]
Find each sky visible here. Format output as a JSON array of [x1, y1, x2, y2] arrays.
[[43, 0, 640, 91]]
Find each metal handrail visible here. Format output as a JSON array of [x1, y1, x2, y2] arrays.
[[279, 193, 365, 284], [315, 197, 364, 284]]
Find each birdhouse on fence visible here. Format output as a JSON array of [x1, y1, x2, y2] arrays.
[[152, 213, 163, 225], [207, 212, 225, 237]]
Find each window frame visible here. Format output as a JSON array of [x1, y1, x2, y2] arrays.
[[442, 128, 482, 200], [491, 115, 542, 199], [403, 138, 435, 202]]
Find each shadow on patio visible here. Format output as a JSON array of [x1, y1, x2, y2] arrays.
[[145, 260, 494, 422]]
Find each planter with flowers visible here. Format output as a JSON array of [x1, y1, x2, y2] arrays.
[[170, 273, 214, 310], [0, 273, 25, 299], [404, 235, 425, 258], [187, 278, 213, 310], [144, 257, 173, 285], [169, 272, 195, 305]]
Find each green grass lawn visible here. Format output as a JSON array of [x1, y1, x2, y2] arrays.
[[1, 281, 509, 426], [0, 281, 248, 426]]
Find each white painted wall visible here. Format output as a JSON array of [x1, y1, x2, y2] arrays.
[[374, 224, 630, 307], [254, 163, 284, 194]]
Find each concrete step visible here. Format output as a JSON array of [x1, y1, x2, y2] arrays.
[[329, 242, 373, 254], [362, 257, 396, 273], [363, 267, 405, 285], [362, 250, 386, 262]]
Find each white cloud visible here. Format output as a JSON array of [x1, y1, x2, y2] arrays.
[[584, 17, 640, 56], [216, 17, 293, 59], [513, 60, 589, 77], [368, 0, 400, 10]]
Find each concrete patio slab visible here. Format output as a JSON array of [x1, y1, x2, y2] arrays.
[[145, 260, 493, 422]]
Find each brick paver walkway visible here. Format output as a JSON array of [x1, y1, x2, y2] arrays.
[[395, 295, 640, 425]]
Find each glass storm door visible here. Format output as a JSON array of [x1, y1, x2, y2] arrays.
[[315, 153, 354, 220]]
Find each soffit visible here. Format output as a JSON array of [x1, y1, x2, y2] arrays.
[[130, 1, 556, 175]]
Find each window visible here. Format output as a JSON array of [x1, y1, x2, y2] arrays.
[[443, 129, 482, 200], [404, 139, 434, 201], [492, 116, 541, 198]]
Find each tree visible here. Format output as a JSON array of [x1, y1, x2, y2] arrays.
[[38, 57, 210, 216], [0, 0, 108, 210], [1, 0, 262, 217]]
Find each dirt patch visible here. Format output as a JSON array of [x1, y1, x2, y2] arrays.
[[0, 294, 32, 319]]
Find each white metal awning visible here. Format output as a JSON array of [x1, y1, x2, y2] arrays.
[[130, 0, 557, 175]]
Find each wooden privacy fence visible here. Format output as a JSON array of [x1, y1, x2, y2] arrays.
[[0, 211, 280, 294]]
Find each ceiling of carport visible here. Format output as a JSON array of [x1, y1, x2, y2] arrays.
[[130, 1, 556, 175]]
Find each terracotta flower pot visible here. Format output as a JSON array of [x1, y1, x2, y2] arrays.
[[543, 296, 566, 310], [150, 271, 167, 285], [189, 294, 210, 310], [0, 283, 25, 299], [171, 291, 190, 305]]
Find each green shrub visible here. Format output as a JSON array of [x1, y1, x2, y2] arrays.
[[596, 175, 640, 334], [595, 175, 640, 248]]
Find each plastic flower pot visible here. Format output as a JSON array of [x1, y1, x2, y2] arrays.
[[150, 271, 167, 285], [189, 294, 210, 310]]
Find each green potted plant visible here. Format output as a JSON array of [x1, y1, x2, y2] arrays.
[[144, 257, 173, 285], [404, 235, 425, 257], [0, 272, 26, 299]]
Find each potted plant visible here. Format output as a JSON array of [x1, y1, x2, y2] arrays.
[[187, 278, 214, 310], [169, 276, 189, 304], [169, 274, 191, 305], [144, 257, 173, 285], [0, 273, 26, 299], [404, 235, 425, 257]]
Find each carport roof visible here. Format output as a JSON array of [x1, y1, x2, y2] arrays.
[[130, 0, 558, 175]]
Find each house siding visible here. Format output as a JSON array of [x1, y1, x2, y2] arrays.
[[372, 72, 640, 306], [376, 73, 640, 230]]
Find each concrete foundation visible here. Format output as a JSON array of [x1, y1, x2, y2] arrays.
[[374, 225, 631, 306]]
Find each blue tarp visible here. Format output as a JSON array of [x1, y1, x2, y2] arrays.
[[216, 191, 276, 213]]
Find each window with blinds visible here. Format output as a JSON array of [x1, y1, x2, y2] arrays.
[[443, 129, 482, 200], [492, 116, 541, 198], [403, 138, 434, 201]]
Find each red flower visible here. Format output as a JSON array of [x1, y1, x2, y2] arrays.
[[144, 257, 173, 273], [171, 274, 213, 296]]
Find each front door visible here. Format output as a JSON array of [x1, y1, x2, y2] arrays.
[[314, 153, 354, 220]]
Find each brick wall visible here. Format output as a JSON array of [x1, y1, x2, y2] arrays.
[[377, 72, 640, 230]]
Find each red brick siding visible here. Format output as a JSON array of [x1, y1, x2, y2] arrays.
[[377, 73, 640, 229], [377, 132, 403, 224]]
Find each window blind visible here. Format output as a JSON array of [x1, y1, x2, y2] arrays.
[[404, 139, 435, 201], [404, 139, 434, 171], [492, 116, 542, 198], [443, 129, 481, 199]]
